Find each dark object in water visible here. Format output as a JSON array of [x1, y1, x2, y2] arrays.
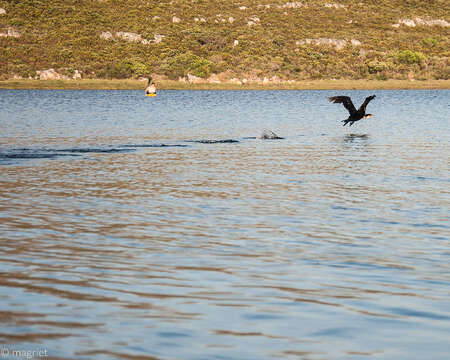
[[187, 139, 240, 144], [0, 150, 81, 164], [260, 129, 284, 140], [57, 148, 134, 153], [328, 95, 376, 126], [0, 152, 62, 160], [121, 144, 189, 148]]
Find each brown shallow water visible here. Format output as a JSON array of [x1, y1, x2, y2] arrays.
[[0, 90, 449, 359]]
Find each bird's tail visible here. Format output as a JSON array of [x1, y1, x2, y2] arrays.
[[342, 120, 350, 126]]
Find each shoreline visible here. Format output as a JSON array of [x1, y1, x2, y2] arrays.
[[0, 79, 449, 90]]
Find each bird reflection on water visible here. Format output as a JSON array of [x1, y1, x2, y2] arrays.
[[344, 133, 369, 143]]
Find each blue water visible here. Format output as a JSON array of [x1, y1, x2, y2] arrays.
[[0, 89, 449, 359]]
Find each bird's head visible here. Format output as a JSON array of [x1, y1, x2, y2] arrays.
[[363, 114, 373, 119]]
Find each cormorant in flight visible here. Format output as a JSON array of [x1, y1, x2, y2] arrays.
[[328, 95, 376, 126]]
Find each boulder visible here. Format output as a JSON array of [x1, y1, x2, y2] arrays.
[[116, 31, 142, 42], [101, 31, 160, 45], [207, 74, 221, 83], [270, 75, 281, 84], [247, 16, 261, 26], [73, 70, 82, 80], [279, 2, 304, 9], [100, 31, 113, 40], [37, 69, 62, 80], [154, 34, 164, 43], [298, 38, 354, 50], [187, 74, 203, 83], [324, 3, 346, 9], [229, 78, 242, 85], [393, 17, 449, 27], [0, 27, 20, 38]]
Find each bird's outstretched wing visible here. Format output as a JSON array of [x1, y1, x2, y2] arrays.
[[328, 96, 357, 116], [358, 95, 376, 112]]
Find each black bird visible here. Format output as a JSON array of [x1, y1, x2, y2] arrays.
[[328, 95, 376, 126]]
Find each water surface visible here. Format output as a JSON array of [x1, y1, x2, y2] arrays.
[[0, 89, 449, 359]]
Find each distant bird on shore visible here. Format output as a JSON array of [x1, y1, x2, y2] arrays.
[[328, 95, 376, 126]]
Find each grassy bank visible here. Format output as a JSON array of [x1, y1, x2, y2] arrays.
[[1, 79, 449, 90]]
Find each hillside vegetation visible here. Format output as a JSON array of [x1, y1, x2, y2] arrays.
[[1, 0, 449, 82]]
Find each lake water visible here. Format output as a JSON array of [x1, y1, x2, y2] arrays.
[[0, 89, 449, 360]]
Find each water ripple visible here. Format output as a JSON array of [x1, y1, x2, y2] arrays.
[[0, 89, 449, 360]]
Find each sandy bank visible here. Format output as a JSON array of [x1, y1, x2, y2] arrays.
[[1, 79, 449, 90]]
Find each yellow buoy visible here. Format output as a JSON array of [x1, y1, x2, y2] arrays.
[[146, 93, 156, 97]]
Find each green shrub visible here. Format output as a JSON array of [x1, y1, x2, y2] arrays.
[[367, 60, 388, 74], [64, 67, 75, 77], [395, 50, 426, 65], [431, 62, 450, 80], [59, 48, 73, 61], [161, 52, 212, 79], [376, 73, 389, 81], [130, 62, 149, 78], [111, 60, 132, 79], [272, 37, 285, 49], [104, 59, 149, 79], [422, 38, 437, 47]]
